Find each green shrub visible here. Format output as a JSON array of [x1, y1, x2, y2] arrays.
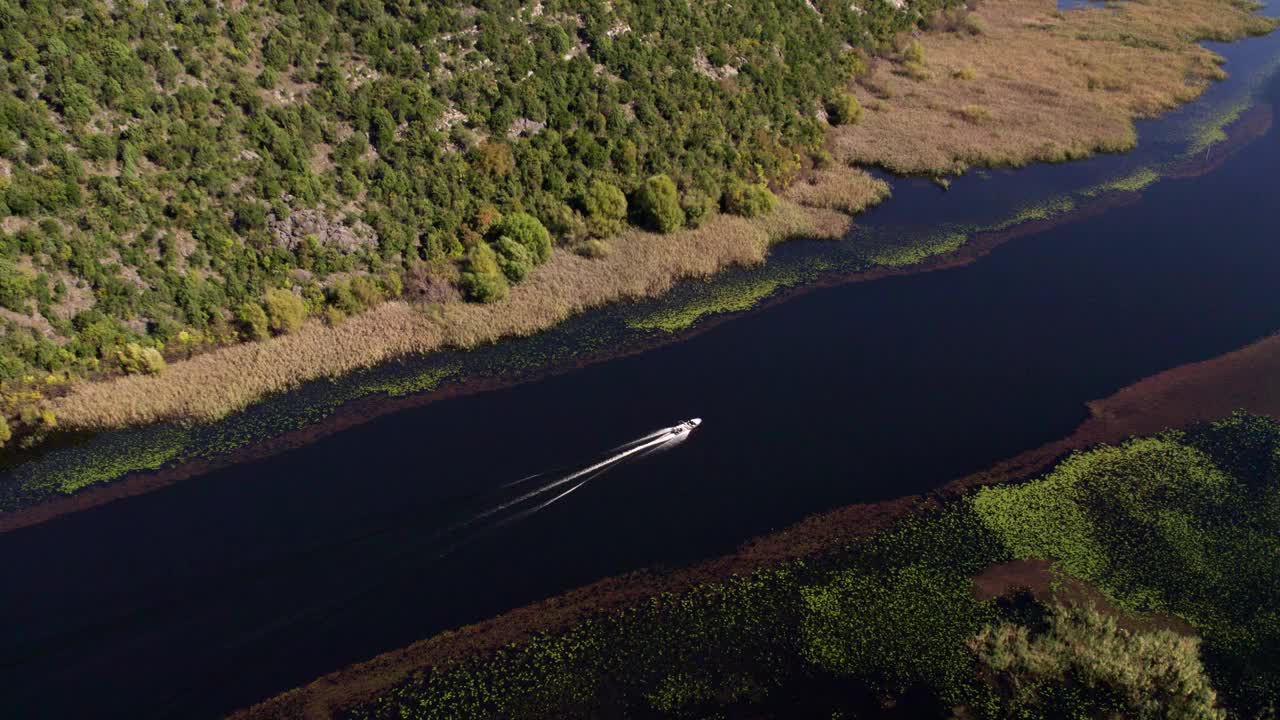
[[722, 179, 779, 218], [0, 415, 11, 447], [973, 604, 1225, 719], [264, 288, 307, 335], [903, 39, 926, 64], [546, 204, 589, 244], [492, 212, 552, 263], [494, 236, 534, 282], [827, 92, 864, 125], [582, 181, 628, 238], [235, 302, 270, 341], [0, 257, 35, 313], [460, 242, 509, 303], [349, 276, 384, 308], [680, 191, 717, 229], [325, 282, 360, 314], [116, 342, 166, 375], [576, 239, 611, 258], [634, 174, 686, 233]]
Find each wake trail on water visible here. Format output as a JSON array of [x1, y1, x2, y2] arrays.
[[460, 428, 679, 529], [90, 420, 706, 712]]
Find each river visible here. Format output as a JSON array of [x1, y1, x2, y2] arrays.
[[2, 21, 1280, 720]]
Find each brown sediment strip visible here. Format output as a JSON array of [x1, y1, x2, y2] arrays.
[[234, 329, 1280, 720]]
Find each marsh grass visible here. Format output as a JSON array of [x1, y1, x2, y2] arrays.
[[783, 168, 892, 216], [836, 0, 1278, 175], [51, 206, 835, 428]]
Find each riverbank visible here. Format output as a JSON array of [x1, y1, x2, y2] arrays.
[[233, 317, 1280, 719], [337, 412, 1279, 718], [38, 0, 1276, 438], [1, 60, 1273, 531]]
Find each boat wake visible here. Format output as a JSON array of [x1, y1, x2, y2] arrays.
[[454, 418, 702, 538]]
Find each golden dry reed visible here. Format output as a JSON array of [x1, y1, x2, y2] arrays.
[[51, 202, 841, 429], [835, 0, 1277, 175], [48, 0, 1276, 431]]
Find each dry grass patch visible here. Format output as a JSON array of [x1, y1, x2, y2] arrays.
[[833, 0, 1277, 175], [784, 168, 892, 215]]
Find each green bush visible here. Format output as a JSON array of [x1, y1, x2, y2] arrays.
[[634, 174, 686, 233], [492, 212, 552, 263], [973, 604, 1224, 719], [0, 257, 35, 313], [582, 181, 629, 238], [0, 415, 11, 447], [680, 191, 718, 229], [494, 237, 534, 282], [460, 242, 509, 303], [235, 302, 270, 341], [827, 92, 864, 125], [263, 288, 308, 335], [116, 342, 166, 375], [722, 179, 779, 218]]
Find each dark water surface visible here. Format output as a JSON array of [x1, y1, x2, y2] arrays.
[[4, 33, 1280, 720]]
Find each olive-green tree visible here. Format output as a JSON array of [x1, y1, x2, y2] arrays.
[[264, 288, 308, 335], [635, 174, 686, 233]]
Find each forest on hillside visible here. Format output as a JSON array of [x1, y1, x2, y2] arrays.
[[0, 0, 944, 403]]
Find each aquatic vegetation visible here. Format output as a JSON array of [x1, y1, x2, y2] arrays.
[[865, 231, 968, 268], [348, 413, 1280, 719], [2, 424, 192, 504], [971, 413, 1280, 714], [627, 276, 793, 333], [986, 196, 1077, 232], [1187, 99, 1254, 155], [1080, 166, 1162, 196], [0, 363, 459, 512]]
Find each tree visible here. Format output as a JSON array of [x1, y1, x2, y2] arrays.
[[634, 174, 685, 233], [0, 415, 11, 448], [236, 302, 270, 341], [116, 342, 166, 375], [722, 179, 778, 218], [493, 212, 552, 263], [494, 237, 533, 282], [681, 190, 717, 229], [0, 258, 35, 313], [460, 242, 509, 303], [582, 181, 628, 238], [264, 288, 307, 335], [827, 92, 864, 126]]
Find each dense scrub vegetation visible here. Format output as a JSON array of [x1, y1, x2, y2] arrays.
[[354, 412, 1280, 718], [0, 0, 953, 445]]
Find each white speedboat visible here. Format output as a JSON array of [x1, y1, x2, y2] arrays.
[[670, 418, 702, 436]]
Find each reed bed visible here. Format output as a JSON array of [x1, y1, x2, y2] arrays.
[[835, 0, 1277, 175], [50, 205, 834, 429], [783, 168, 892, 215]]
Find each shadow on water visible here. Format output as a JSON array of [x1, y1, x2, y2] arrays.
[[2, 21, 1280, 720]]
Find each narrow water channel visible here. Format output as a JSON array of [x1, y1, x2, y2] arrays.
[[3, 25, 1280, 720]]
